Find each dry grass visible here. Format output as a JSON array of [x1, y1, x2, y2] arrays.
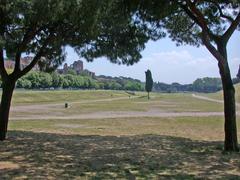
[[0, 89, 240, 179], [8, 116, 237, 141], [0, 131, 240, 179]]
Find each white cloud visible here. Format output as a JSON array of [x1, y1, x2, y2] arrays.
[[135, 50, 220, 83], [65, 45, 239, 84]]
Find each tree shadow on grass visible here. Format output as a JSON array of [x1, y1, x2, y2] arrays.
[[0, 131, 240, 179]]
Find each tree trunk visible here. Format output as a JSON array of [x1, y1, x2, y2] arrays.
[[217, 42, 239, 152], [148, 92, 150, 100], [0, 79, 15, 141]]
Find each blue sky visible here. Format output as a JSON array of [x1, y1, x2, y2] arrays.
[[65, 31, 239, 84]]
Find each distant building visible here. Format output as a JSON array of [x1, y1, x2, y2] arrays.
[[58, 60, 95, 77], [71, 60, 83, 74], [4, 57, 95, 77], [58, 60, 83, 74], [4, 56, 39, 70]]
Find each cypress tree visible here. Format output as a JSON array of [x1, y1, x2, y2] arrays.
[[145, 70, 153, 100]]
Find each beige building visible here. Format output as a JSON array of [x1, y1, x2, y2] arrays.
[[58, 60, 95, 77], [4, 56, 39, 70]]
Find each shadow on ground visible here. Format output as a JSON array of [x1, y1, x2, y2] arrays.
[[0, 131, 240, 179]]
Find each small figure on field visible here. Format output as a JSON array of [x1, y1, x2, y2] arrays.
[[65, 103, 69, 108]]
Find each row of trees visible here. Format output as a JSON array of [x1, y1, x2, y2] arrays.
[[2, 70, 232, 93], [0, 71, 144, 91], [154, 77, 223, 93]]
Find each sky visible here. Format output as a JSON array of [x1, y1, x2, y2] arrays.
[[65, 32, 239, 84]]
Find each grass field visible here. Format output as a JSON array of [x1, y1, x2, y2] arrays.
[[10, 90, 225, 118], [1, 89, 240, 179]]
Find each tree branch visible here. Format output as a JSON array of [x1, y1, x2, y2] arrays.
[[213, 2, 234, 22], [18, 50, 42, 78], [0, 48, 8, 80], [201, 31, 225, 66], [181, 0, 226, 66], [186, 1, 212, 34], [17, 35, 54, 78], [14, 52, 21, 73], [223, 11, 240, 43], [179, 0, 218, 42], [14, 24, 49, 73], [14, 25, 39, 72]]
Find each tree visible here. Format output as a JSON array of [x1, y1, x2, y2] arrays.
[[192, 77, 222, 93], [0, 0, 154, 140], [133, 0, 240, 151], [66, 69, 77, 76], [145, 70, 153, 99], [51, 72, 63, 88], [38, 72, 52, 88], [25, 72, 41, 89], [16, 78, 32, 89]]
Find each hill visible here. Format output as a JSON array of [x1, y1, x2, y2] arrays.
[[205, 83, 240, 103]]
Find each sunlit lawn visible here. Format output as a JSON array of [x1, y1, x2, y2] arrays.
[[10, 90, 224, 118]]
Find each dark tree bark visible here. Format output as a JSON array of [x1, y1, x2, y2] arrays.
[[0, 78, 16, 140], [217, 41, 239, 151]]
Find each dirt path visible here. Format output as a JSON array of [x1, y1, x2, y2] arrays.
[[11, 96, 138, 112], [192, 94, 240, 106], [10, 109, 229, 121], [192, 94, 224, 103], [10, 94, 236, 121]]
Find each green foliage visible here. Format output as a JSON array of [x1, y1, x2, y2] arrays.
[[62, 78, 70, 89], [51, 72, 63, 88], [38, 72, 53, 88], [154, 77, 224, 93], [24, 72, 41, 88], [1, 70, 230, 93], [192, 77, 222, 93], [16, 78, 32, 89], [145, 70, 153, 93], [14, 71, 144, 91], [77, 1, 159, 65], [124, 81, 141, 91], [133, 1, 240, 47], [66, 69, 77, 76], [110, 82, 122, 90], [17, 71, 52, 89]]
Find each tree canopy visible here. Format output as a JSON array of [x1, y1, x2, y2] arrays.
[[0, 0, 160, 81]]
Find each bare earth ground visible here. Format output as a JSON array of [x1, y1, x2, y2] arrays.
[[1, 91, 240, 179]]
